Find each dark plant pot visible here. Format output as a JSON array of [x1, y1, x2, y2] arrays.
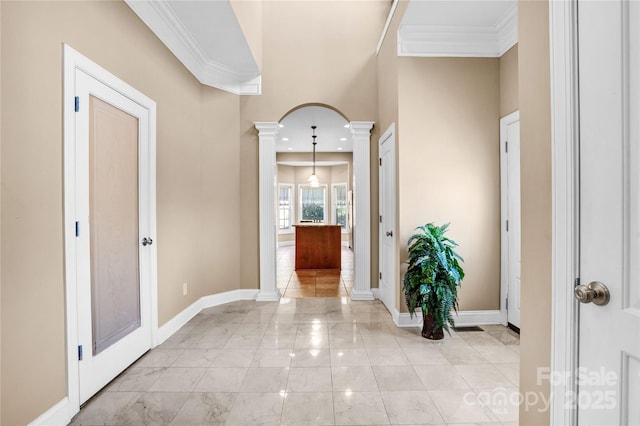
[[422, 313, 444, 340]]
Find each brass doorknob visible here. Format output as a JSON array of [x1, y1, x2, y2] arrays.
[[574, 281, 610, 306]]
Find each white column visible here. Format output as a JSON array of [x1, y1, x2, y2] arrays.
[[350, 121, 375, 301], [255, 122, 281, 301]]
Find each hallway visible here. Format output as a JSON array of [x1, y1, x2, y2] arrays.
[[70, 297, 520, 425]]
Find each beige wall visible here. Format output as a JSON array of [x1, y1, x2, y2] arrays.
[[239, 0, 389, 289], [0, 1, 241, 424], [397, 57, 501, 312], [518, 0, 552, 424], [500, 44, 520, 117]]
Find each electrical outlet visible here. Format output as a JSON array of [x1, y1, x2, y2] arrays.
[[182, 282, 188, 296]]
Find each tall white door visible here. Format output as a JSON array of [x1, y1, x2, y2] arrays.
[[75, 69, 154, 403], [500, 112, 521, 328], [577, 1, 640, 423], [379, 124, 396, 313]]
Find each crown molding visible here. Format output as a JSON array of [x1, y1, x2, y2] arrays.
[[125, 0, 261, 95], [398, 4, 517, 58]]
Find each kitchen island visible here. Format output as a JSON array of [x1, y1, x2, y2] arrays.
[[295, 224, 341, 270]]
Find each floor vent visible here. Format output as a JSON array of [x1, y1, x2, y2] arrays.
[[453, 326, 484, 332]]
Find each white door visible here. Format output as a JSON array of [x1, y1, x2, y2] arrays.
[[577, 1, 640, 423], [75, 69, 154, 403], [379, 124, 396, 313], [500, 112, 521, 329]]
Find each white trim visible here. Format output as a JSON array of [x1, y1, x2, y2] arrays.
[[371, 288, 381, 299], [331, 182, 349, 231], [277, 183, 295, 235], [376, 0, 400, 55], [298, 183, 329, 223], [393, 309, 503, 328], [63, 44, 158, 417], [277, 240, 295, 247], [397, 3, 517, 58], [28, 398, 72, 426], [378, 123, 397, 315], [500, 110, 520, 327], [124, 0, 261, 95], [157, 289, 260, 344], [549, 1, 579, 425], [350, 122, 375, 301], [255, 122, 281, 302]]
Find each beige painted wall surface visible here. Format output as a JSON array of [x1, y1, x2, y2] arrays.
[[398, 57, 501, 312], [500, 44, 520, 117], [239, 0, 389, 289], [518, 0, 552, 424], [1, 1, 240, 424]]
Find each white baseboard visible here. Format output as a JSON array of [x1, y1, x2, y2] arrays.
[[277, 241, 295, 247], [28, 397, 72, 426], [370, 288, 381, 299], [157, 289, 260, 344], [393, 309, 503, 328], [350, 289, 375, 301]]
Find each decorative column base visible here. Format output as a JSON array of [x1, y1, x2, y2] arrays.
[[350, 289, 375, 301], [255, 290, 281, 302]]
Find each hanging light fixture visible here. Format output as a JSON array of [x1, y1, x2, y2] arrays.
[[308, 125, 320, 187]]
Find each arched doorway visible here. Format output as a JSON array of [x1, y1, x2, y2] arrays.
[[254, 105, 374, 301]]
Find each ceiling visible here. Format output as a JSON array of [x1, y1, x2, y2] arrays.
[[126, 0, 517, 152], [277, 107, 352, 153]]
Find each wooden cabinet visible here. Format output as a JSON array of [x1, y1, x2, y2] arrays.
[[295, 225, 341, 270]]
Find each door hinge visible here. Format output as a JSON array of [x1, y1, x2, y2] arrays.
[[506, 220, 509, 232], [575, 277, 580, 287], [379, 215, 382, 223], [506, 297, 509, 310], [78, 345, 83, 361], [505, 141, 508, 153], [74, 96, 80, 112], [379, 158, 382, 166], [379, 272, 382, 280], [75, 221, 79, 237]]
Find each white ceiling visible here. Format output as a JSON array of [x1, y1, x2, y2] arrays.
[[126, 0, 517, 106], [277, 106, 352, 153]]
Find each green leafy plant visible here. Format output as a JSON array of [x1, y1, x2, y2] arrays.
[[403, 223, 465, 336]]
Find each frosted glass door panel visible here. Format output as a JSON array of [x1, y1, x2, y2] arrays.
[[89, 96, 140, 355]]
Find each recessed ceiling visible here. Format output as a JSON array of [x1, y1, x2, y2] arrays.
[[277, 106, 352, 153]]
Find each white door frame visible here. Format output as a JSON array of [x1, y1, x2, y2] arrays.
[[378, 123, 397, 313], [62, 44, 158, 417], [255, 121, 375, 301], [499, 110, 520, 327], [549, 2, 580, 425]]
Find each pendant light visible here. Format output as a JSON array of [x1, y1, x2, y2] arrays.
[[308, 125, 320, 187]]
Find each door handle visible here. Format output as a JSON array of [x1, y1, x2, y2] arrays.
[[385, 231, 393, 237], [574, 281, 609, 306], [142, 237, 153, 247]]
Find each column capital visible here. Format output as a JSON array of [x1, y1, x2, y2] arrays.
[[349, 121, 375, 137], [254, 122, 281, 137]]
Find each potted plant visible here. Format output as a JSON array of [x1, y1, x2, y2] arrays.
[[403, 223, 465, 340]]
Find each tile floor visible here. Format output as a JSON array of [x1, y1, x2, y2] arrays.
[[70, 298, 520, 425], [277, 245, 354, 298]]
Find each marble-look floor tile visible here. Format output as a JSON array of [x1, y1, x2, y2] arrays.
[[281, 391, 334, 426], [290, 348, 331, 367], [402, 347, 450, 366], [194, 368, 248, 392], [225, 392, 285, 426], [107, 367, 164, 392], [472, 345, 520, 364], [330, 348, 370, 366], [380, 390, 444, 425], [413, 365, 471, 390], [332, 391, 389, 425], [454, 364, 513, 389], [109, 392, 189, 426], [70, 391, 142, 425], [169, 392, 235, 425], [372, 365, 424, 391], [331, 366, 378, 391], [240, 367, 289, 392], [287, 367, 332, 392], [438, 345, 489, 365], [147, 367, 205, 393], [171, 349, 218, 368], [223, 334, 262, 350], [494, 363, 519, 387], [475, 386, 520, 423], [252, 349, 294, 367], [366, 348, 409, 366], [428, 389, 497, 424], [295, 333, 330, 349], [260, 334, 297, 350], [136, 349, 184, 368], [211, 349, 256, 367]]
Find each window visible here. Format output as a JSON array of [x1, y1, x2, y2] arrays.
[[333, 183, 348, 231], [299, 185, 327, 223], [278, 184, 294, 233]]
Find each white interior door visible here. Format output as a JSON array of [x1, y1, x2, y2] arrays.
[[75, 69, 153, 403], [577, 1, 640, 423], [379, 124, 396, 313], [500, 112, 521, 329]]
